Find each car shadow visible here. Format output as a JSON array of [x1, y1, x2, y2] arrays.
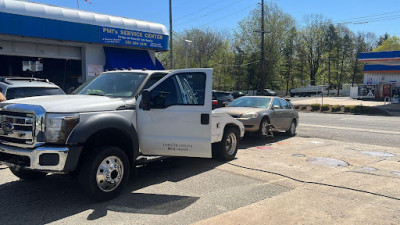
[[0, 157, 222, 224], [239, 132, 293, 149]]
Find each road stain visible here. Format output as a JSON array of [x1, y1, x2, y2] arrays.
[[292, 154, 306, 157], [256, 146, 273, 150], [360, 151, 395, 157], [391, 171, 400, 176], [307, 157, 349, 167], [277, 142, 289, 145], [361, 166, 378, 171]]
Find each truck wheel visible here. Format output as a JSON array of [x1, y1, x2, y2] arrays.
[[9, 166, 47, 180], [214, 127, 239, 161], [286, 120, 297, 137], [78, 146, 130, 201]]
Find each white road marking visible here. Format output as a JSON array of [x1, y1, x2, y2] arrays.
[[300, 123, 400, 135]]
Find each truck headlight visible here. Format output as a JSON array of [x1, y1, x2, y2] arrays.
[[45, 113, 80, 144], [241, 112, 258, 119]]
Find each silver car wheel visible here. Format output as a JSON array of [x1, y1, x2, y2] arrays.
[[261, 121, 268, 135], [226, 132, 237, 155], [290, 121, 296, 135], [96, 156, 124, 192]]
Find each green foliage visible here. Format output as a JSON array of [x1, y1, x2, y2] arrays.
[[373, 36, 400, 52], [300, 105, 308, 110], [320, 104, 330, 111], [343, 105, 371, 114], [353, 105, 371, 114], [344, 105, 352, 112], [158, 4, 378, 92], [310, 104, 321, 111], [331, 105, 342, 112]]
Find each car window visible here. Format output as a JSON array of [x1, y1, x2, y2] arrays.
[[150, 76, 183, 109], [175, 73, 206, 105], [6, 87, 64, 100], [229, 97, 271, 109], [272, 98, 282, 109], [142, 73, 166, 90], [279, 99, 289, 109]]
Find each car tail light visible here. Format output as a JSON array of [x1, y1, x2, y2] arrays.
[[212, 100, 218, 105]]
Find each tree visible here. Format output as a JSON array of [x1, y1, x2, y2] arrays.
[[235, 2, 295, 90], [300, 15, 328, 86], [281, 27, 297, 95], [324, 23, 339, 94], [373, 36, 400, 52]]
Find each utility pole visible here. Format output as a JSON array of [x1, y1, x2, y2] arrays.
[[260, 0, 265, 96], [169, 0, 174, 69]]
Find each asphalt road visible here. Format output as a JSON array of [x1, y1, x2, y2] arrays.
[[0, 112, 398, 224], [0, 156, 290, 225], [298, 112, 400, 148]]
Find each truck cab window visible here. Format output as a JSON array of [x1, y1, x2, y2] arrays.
[[150, 76, 183, 108], [175, 73, 206, 105]]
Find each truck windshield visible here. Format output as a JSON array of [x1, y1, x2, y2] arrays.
[[74, 72, 147, 98]]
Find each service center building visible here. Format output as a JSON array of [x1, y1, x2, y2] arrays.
[[0, 0, 168, 91]]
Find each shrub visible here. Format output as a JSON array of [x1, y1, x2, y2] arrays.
[[344, 105, 355, 113], [294, 105, 300, 110], [353, 105, 371, 114], [320, 104, 330, 111], [310, 104, 321, 111], [331, 105, 341, 112], [300, 106, 308, 110]]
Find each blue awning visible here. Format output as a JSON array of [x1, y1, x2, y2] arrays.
[[104, 47, 164, 70]]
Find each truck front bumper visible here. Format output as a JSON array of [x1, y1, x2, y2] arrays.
[[0, 144, 82, 172]]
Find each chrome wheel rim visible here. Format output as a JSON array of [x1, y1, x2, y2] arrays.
[[290, 122, 296, 134], [226, 132, 237, 155], [261, 121, 268, 135], [96, 156, 124, 192]]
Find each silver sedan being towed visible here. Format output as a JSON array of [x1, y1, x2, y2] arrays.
[[213, 96, 299, 136]]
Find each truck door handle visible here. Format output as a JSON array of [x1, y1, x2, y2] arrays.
[[201, 114, 209, 125]]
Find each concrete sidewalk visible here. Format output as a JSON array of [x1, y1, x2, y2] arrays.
[[194, 137, 400, 225], [289, 96, 385, 107], [290, 97, 400, 116]]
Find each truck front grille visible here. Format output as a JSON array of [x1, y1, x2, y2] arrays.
[[0, 113, 35, 146]]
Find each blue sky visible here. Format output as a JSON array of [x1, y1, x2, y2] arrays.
[[30, 0, 399, 37]]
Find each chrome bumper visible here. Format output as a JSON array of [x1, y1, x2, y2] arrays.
[[0, 144, 69, 171]]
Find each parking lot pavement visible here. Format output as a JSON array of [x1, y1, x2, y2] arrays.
[[2, 133, 400, 224], [196, 135, 400, 225]]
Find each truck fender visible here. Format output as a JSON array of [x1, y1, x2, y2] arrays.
[[67, 113, 139, 162]]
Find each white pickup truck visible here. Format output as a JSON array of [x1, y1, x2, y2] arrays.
[[0, 68, 244, 201]]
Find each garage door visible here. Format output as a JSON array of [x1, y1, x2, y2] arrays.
[[0, 40, 81, 60]]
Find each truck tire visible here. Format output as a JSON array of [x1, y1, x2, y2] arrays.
[[9, 166, 47, 180], [213, 127, 239, 161], [286, 120, 297, 137], [78, 146, 130, 201]]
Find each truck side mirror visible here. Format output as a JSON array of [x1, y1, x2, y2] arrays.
[[142, 90, 151, 111]]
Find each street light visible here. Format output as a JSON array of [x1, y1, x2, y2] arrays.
[[185, 40, 192, 69]]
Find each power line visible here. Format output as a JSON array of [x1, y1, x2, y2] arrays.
[[175, 0, 247, 27], [174, 0, 230, 22], [198, 4, 255, 27], [216, 60, 260, 67], [334, 9, 400, 23]]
